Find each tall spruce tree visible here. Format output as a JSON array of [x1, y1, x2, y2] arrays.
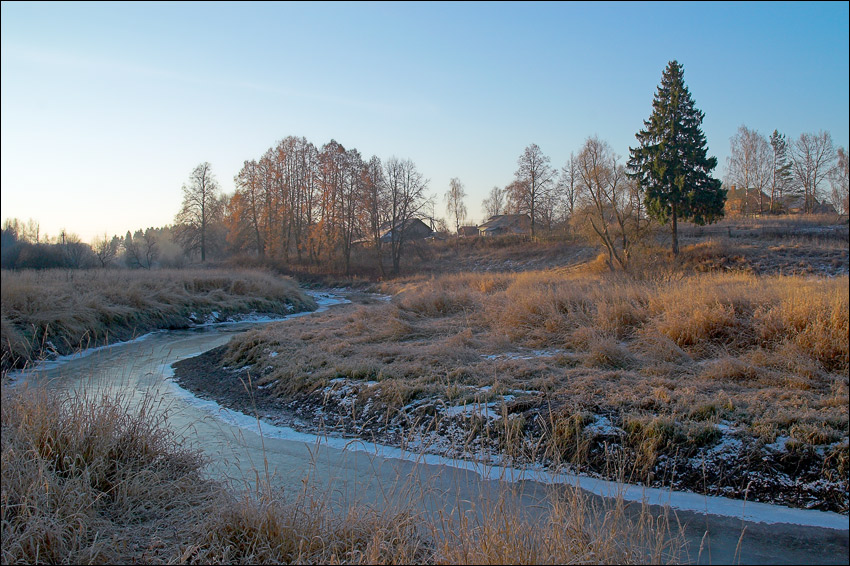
[[627, 61, 725, 255]]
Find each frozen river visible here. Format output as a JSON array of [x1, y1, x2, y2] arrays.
[[10, 290, 848, 564]]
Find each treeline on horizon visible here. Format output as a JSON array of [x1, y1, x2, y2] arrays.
[[3, 58, 848, 277], [2, 127, 847, 275]]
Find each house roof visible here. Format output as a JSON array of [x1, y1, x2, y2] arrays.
[[478, 214, 531, 232], [378, 218, 434, 242]]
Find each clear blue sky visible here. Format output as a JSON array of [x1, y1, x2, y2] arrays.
[[2, 1, 848, 243]]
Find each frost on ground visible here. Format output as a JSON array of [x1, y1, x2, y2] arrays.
[[224, 372, 847, 516], [171, 281, 849, 517]]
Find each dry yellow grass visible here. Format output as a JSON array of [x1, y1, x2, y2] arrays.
[[216, 269, 847, 511], [1, 383, 686, 564], [0, 268, 315, 374]]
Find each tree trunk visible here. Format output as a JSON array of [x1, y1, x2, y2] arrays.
[[671, 202, 679, 256]]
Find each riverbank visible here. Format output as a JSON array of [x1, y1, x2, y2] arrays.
[[0, 268, 316, 375], [2, 356, 689, 565], [172, 275, 849, 516], [5, 286, 846, 564]]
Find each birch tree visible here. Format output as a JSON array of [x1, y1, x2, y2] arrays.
[[512, 144, 555, 240], [790, 131, 837, 213], [482, 186, 505, 219], [175, 162, 222, 262], [445, 177, 468, 241], [726, 125, 772, 215]]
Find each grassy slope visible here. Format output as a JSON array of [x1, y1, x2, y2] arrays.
[[0, 268, 316, 374]]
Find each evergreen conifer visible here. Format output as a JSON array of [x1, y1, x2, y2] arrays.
[[628, 60, 725, 255]]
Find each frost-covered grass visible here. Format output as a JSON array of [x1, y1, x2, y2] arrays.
[[0, 268, 316, 374], [1, 383, 686, 564], [217, 270, 848, 512]]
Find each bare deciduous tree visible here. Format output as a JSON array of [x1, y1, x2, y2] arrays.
[[574, 136, 646, 270], [231, 160, 265, 257], [22, 218, 40, 244], [59, 230, 92, 269], [557, 153, 580, 228], [481, 186, 505, 219], [359, 155, 388, 276], [445, 177, 468, 242], [829, 147, 849, 215], [92, 233, 119, 267], [384, 157, 429, 274], [340, 147, 364, 275], [511, 144, 556, 239], [790, 131, 837, 213], [726, 125, 772, 216], [123, 229, 158, 269], [175, 162, 222, 262]]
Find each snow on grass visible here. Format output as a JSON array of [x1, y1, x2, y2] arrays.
[[443, 401, 504, 421], [482, 349, 564, 361], [584, 414, 620, 436], [167, 373, 850, 531]]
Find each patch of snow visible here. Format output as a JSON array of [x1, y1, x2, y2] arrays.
[[483, 349, 564, 361], [765, 436, 791, 453], [585, 415, 619, 436], [169, 377, 850, 530], [401, 399, 430, 412], [509, 388, 540, 396], [443, 402, 503, 421]]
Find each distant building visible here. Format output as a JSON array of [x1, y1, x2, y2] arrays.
[[458, 225, 479, 237], [378, 218, 434, 243], [724, 185, 771, 216], [779, 195, 837, 215], [477, 214, 531, 237]]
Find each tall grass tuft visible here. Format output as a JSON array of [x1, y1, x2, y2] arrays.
[[1, 384, 217, 564], [1, 382, 688, 564], [1, 268, 316, 374]]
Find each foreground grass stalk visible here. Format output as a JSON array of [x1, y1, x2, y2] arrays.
[[2, 383, 687, 564]]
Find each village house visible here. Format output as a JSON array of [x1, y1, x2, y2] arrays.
[[725, 185, 838, 216], [477, 214, 532, 237], [378, 217, 435, 243], [778, 195, 837, 215], [724, 186, 771, 216]]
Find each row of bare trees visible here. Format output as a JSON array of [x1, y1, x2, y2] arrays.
[[181, 136, 431, 275], [477, 140, 648, 269], [725, 127, 848, 215]]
